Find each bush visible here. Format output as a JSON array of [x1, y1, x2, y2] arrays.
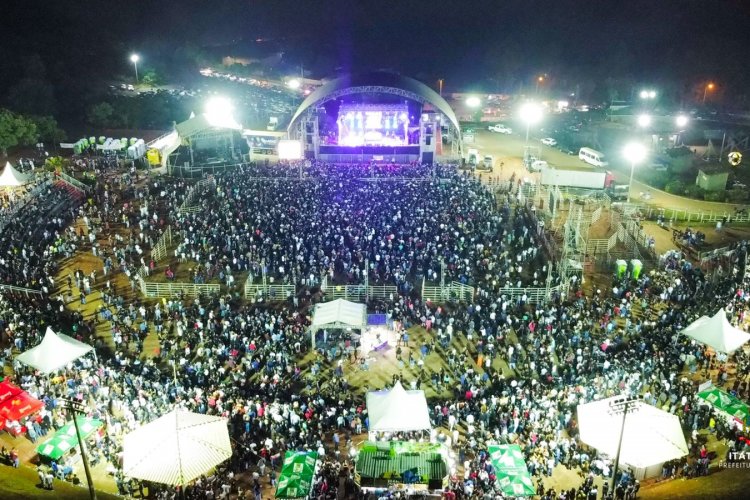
[[726, 189, 749, 202], [704, 191, 727, 202], [665, 180, 686, 194], [638, 170, 670, 190], [683, 184, 705, 199]]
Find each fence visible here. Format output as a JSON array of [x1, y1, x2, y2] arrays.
[[151, 225, 173, 262], [420, 280, 476, 303], [177, 176, 216, 214], [494, 283, 567, 305], [320, 284, 399, 302], [140, 281, 221, 299], [631, 205, 750, 224], [58, 170, 92, 194], [0, 284, 45, 297], [244, 284, 297, 301]]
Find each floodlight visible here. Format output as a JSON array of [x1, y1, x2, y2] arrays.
[[287, 79, 301, 89], [623, 142, 647, 164], [675, 115, 689, 128], [130, 54, 139, 63], [637, 114, 651, 128], [465, 96, 481, 108], [519, 102, 543, 125]]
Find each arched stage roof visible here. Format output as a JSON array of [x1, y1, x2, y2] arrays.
[[287, 71, 461, 133]]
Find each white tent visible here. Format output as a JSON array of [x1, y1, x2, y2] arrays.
[[577, 396, 688, 479], [0, 161, 31, 187], [366, 381, 432, 432], [309, 299, 367, 348], [16, 327, 94, 374], [123, 409, 232, 486], [681, 308, 750, 354]]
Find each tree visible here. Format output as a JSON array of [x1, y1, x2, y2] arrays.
[[31, 115, 67, 145], [87, 102, 115, 128], [0, 108, 37, 156], [141, 68, 162, 86]]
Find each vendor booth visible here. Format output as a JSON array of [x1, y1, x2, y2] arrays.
[[309, 299, 367, 348], [681, 308, 750, 354], [0, 382, 44, 436], [698, 385, 749, 428], [354, 441, 448, 491], [366, 381, 431, 434], [37, 417, 103, 462], [577, 396, 688, 480], [17, 326, 95, 374], [275, 451, 319, 499], [488, 445, 536, 497]]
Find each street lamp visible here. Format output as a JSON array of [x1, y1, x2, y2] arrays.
[[536, 75, 544, 93], [61, 398, 97, 500], [623, 142, 647, 203], [637, 114, 651, 128], [465, 96, 481, 108], [130, 53, 139, 83], [607, 396, 642, 493], [702, 82, 715, 104]]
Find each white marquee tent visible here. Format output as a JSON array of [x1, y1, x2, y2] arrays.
[[309, 298, 367, 348], [366, 381, 432, 432], [681, 308, 750, 354], [16, 327, 94, 374], [577, 396, 688, 479], [123, 409, 232, 486], [0, 161, 31, 187]]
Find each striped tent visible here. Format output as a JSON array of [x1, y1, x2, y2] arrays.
[[122, 409, 232, 486]]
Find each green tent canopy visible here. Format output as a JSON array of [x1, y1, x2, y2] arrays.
[[37, 417, 103, 461], [488, 445, 536, 497], [275, 451, 318, 499], [698, 387, 749, 425]]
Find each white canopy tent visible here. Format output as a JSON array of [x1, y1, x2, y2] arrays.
[[577, 396, 688, 479], [123, 409, 232, 486], [0, 161, 31, 187], [309, 298, 367, 348], [16, 327, 95, 374], [681, 308, 750, 354], [366, 381, 432, 432]]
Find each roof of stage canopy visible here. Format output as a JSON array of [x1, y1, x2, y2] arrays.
[[287, 71, 461, 133]]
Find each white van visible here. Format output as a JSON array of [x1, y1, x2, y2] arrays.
[[579, 147, 608, 167]]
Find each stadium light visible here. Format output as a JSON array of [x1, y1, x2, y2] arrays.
[[130, 53, 139, 83], [519, 101, 543, 143], [465, 96, 481, 108], [637, 114, 651, 128], [639, 89, 656, 99], [675, 115, 689, 128], [623, 142, 647, 203], [205, 96, 240, 128], [287, 79, 301, 90]]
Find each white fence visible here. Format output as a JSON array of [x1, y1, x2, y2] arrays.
[[177, 176, 216, 214], [151, 225, 173, 262]]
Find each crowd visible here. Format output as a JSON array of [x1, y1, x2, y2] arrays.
[[0, 159, 749, 500]]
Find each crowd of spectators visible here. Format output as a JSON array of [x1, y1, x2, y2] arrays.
[[0, 160, 749, 500]]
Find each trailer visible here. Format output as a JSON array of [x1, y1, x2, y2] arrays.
[[540, 166, 615, 189]]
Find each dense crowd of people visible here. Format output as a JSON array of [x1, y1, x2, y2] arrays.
[[1, 159, 749, 500]]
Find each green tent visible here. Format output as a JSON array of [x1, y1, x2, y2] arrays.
[[496, 469, 536, 497], [275, 451, 318, 499], [37, 417, 103, 461], [698, 387, 749, 425], [488, 445, 536, 497]]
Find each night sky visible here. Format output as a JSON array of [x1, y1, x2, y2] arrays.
[[2, 0, 750, 96]]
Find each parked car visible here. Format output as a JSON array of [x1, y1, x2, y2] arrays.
[[528, 160, 548, 172], [488, 124, 512, 134], [541, 137, 557, 146]]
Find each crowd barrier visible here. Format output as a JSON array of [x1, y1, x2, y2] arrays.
[[0, 284, 45, 297]]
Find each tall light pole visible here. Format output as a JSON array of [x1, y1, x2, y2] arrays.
[[519, 102, 543, 167], [608, 396, 641, 493], [623, 142, 647, 203], [438, 79, 444, 97], [702, 82, 715, 104], [61, 398, 97, 500], [536, 75, 544, 94], [675, 115, 689, 146], [130, 54, 140, 84]]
